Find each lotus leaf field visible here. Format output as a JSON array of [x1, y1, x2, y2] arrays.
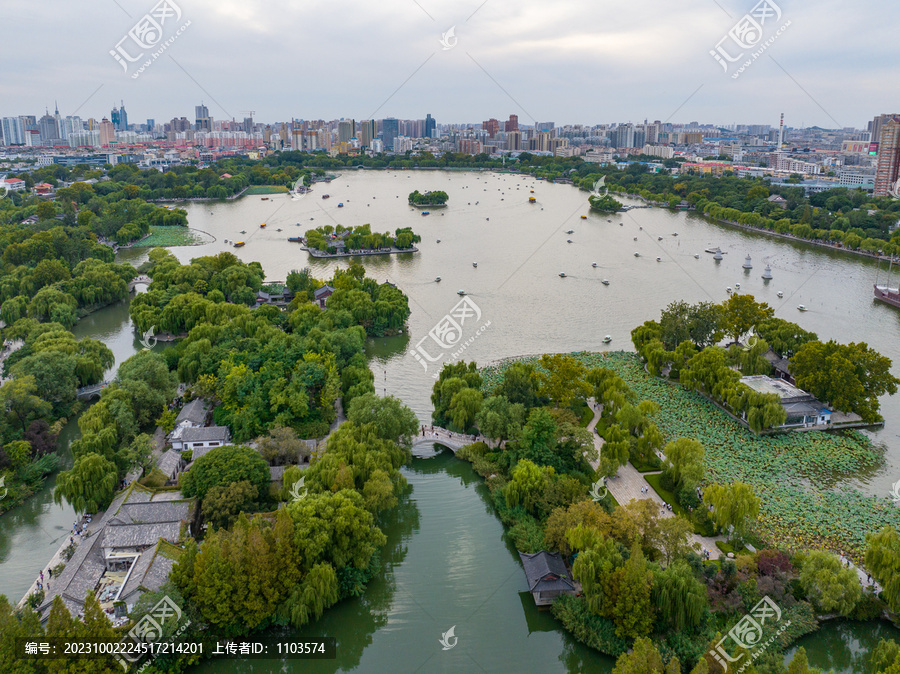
[[480, 351, 900, 558]]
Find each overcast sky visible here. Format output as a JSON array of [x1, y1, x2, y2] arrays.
[[2, 0, 896, 129]]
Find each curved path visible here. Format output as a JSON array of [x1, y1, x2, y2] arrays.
[[585, 398, 724, 561]]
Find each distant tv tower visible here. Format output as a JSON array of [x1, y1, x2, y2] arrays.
[[777, 113, 784, 150]]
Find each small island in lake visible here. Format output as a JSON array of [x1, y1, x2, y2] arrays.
[[300, 223, 421, 257], [588, 193, 624, 213], [408, 189, 449, 207]]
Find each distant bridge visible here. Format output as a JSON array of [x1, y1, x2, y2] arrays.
[[410, 428, 487, 453], [128, 275, 152, 292], [76, 382, 109, 400]]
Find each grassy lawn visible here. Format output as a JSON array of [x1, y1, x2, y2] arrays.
[[136, 226, 202, 247], [643, 473, 689, 518], [715, 539, 747, 556], [575, 401, 594, 427], [244, 185, 290, 195]]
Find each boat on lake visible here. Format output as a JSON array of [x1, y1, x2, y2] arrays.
[[565, 230, 574, 234], [260, 223, 266, 228], [435, 277, 441, 282], [735, 283, 741, 289], [581, 215, 587, 219], [634, 252, 640, 257], [473, 262, 478, 267], [694, 254, 701, 259], [233, 241, 245, 248], [337, 203, 344, 208], [705, 247, 725, 254], [457, 289, 466, 295], [559, 272, 567, 278], [601, 279, 610, 285], [567, 239, 573, 244], [322, 194, 330, 199], [422, 211, 430, 216], [529, 197, 536, 203], [874, 284, 900, 309], [288, 237, 302, 243], [592, 262, 598, 268], [602, 335, 612, 344], [656, 257, 662, 262], [261, 197, 269, 201], [798, 305, 808, 312], [777, 291, 784, 298]]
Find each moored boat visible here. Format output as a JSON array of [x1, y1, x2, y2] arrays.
[[288, 236, 302, 243], [233, 241, 245, 248], [874, 284, 900, 309]]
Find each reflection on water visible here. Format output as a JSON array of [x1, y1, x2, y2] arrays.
[[785, 620, 900, 673], [191, 450, 615, 674]]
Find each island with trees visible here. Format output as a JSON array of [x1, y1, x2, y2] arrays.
[[301, 224, 420, 257], [588, 193, 624, 213], [407, 189, 448, 207]]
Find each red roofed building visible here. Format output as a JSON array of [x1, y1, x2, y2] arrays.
[[2, 177, 26, 192]]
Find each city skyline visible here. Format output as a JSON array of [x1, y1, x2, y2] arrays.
[[1, 0, 896, 127]]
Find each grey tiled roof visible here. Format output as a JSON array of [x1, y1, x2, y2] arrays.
[[157, 449, 184, 478], [119, 544, 177, 604], [180, 426, 230, 443], [117, 501, 190, 525], [175, 398, 210, 426], [518, 551, 576, 593], [102, 522, 182, 549], [269, 466, 286, 481]]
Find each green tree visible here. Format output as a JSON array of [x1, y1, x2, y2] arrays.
[[0, 375, 52, 433], [663, 438, 706, 492], [539, 354, 590, 408], [496, 361, 545, 408], [611, 637, 665, 673], [866, 526, 900, 614], [871, 638, 900, 673], [448, 387, 482, 431], [476, 395, 526, 447], [652, 559, 707, 630], [703, 482, 760, 543], [798, 550, 862, 616], [613, 543, 654, 638], [505, 459, 554, 515], [54, 452, 118, 513], [180, 445, 271, 501], [657, 515, 699, 566], [256, 425, 310, 465], [791, 340, 899, 422], [346, 393, 418, 447], [720, 294, 774, 343], [201, 480, 259, 530]]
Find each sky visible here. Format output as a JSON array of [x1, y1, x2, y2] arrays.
[[1, 0, 896, 129]]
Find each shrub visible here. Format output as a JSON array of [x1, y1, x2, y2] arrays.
[[140, 468, 168, 490], [508, 517, 545, 553], [551, 595, 629, 657]]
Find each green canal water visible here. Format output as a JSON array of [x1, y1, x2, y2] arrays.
[[2, 170, 900, 671], [191, 449, 615, 674]]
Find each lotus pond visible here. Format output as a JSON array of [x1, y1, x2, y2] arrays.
[[481, 352, 900, 557]]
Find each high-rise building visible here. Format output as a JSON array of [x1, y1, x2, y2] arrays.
[[1, 117, 26, 145], [505, 114, 518, 133], [99, 118, 116, 146], [874, 117, 900, 197], [359, 119, 375, 148], [338, 119, 355, 144], [536, 121, 555, 132], [147, 119, 156, 132], [195, 104, 212, 131], [382, 118, 399, 151], [38, 109, 60, 143], [870, 114, 900, 145], [613, 124, 634, 148], [425, 113, 435, 139], [482, 118, 500, 138]]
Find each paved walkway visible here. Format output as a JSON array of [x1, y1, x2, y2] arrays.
[[585, 398, 724, 561], [0, 339, 23, 385]]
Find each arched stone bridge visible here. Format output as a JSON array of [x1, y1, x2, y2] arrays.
[[128, 275, 152, 292], [77, 382, 109, 401], [411, 428, 487, 453]]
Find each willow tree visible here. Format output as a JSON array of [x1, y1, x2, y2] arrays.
[[571, 536, 622, 616], [652, 560, 707, 631], [703, 481, 760, 543], [866, 526, 900, 614], [54, 452, 118, 513]]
